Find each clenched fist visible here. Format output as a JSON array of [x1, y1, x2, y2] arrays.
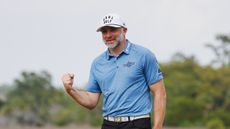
[[62, 73, 75, 91]]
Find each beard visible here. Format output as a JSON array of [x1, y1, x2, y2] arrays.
[[104, 32, 124, 49]]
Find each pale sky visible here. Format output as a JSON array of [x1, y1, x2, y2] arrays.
[[0, 0, 230, 87]]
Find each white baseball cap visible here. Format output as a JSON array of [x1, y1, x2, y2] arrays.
[[96, 13, 126, 32]]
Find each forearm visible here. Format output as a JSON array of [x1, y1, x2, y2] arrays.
[[152, 91, 166, 129], [66, 88, 96, 110]]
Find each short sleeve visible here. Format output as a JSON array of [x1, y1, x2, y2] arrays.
[[142, 50, 163, 86], [87, 62, 102, 93]]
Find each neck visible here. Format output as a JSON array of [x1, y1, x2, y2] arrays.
[[109, 39, 127, 56]]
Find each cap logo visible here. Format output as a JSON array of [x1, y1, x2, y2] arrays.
[[103, 15, 113, 24]]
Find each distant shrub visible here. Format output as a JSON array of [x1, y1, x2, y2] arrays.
[[206, 118, 226, 129], [51, 109, 73, 126]]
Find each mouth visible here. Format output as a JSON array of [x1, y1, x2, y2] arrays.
[[106, 40, 115, 43]]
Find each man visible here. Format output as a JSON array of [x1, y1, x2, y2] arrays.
[[62, 13, 166, 129]]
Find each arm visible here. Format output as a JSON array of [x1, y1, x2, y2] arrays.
[[149, 79, 167, 129], [62, 73, 101, 110]]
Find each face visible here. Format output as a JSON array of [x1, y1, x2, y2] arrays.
[[101, 26, 126, 49]]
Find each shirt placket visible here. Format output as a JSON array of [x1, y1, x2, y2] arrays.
[[114, 57, 119, 69]]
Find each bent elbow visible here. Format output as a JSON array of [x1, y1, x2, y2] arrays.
[[86, 104, 97, 110], [87, 106, 95, 110]]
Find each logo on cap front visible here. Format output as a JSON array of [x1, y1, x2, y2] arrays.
[[103, 15, 113, 24]]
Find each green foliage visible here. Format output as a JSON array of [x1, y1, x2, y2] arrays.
[[206, 118, 226, 129], [0, 70, 104, 127], [51, 108, 75, 126], [163, 51, 230, 127], [0, 71, 60, 126]]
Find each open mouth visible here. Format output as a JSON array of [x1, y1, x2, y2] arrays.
[[106, 40, 115, 43]]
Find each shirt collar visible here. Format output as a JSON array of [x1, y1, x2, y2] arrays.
[[106, 39, 132, 60]]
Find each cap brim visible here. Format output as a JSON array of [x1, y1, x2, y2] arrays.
[[96, 24, 122, 32]]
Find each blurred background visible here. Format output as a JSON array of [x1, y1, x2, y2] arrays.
[[0, 0, 230, 129]]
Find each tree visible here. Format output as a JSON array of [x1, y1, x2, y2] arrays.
[[1, 71, 56, 126], [206, 33, 230, 67], [162, 51, 230, 127], [0, 71, 103, 127]]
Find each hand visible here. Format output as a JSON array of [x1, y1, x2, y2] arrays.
[[62, 73, 75, 91]]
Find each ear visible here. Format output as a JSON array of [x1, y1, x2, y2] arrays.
[[122, 28, 128, 34]]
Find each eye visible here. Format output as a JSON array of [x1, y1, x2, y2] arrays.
[[101, 30, 107, 34]]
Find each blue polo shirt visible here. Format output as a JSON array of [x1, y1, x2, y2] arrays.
[[87, 40, 163, 117]]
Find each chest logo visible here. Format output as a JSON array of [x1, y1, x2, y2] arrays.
[[123, 61, 135, 68]]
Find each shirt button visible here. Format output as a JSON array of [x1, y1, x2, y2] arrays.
[[117, 66, 119, 68]]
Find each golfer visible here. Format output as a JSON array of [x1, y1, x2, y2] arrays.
[[62, 13, 166, 129]]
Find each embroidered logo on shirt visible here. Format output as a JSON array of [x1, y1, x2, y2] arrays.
[[123, 61, 135, 67]]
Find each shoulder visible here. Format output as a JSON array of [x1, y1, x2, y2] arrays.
[[130, 42, 156, 57]]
